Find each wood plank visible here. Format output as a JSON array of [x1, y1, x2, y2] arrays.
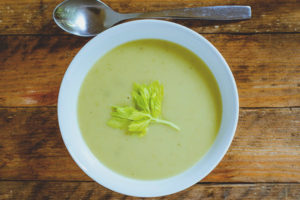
[[0, 0, 300, 35], [0, 181, 300, 200], [0, 36, 89, 107], [0, 107, 299, 182], [0, 34, 299, 107]]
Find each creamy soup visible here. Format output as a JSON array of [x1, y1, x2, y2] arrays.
[[77, 39, 222, 180]]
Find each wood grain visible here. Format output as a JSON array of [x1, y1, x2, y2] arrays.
[[1, 0, 299, 198], [1, 181, 300, 200], [0, 34, 299, 108], [0, 107, 299, 182], [0, 36, 89, 107], [0, 0, 300, 35]]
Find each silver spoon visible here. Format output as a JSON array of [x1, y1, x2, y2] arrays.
[[53, 0, 251, 37]]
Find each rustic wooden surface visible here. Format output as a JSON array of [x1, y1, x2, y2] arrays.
[[1, 182, 300, 200], [1, 107, 299, 182], [0, 0, 300, 199]]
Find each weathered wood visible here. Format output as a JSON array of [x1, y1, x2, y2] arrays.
[[0, 36, 89, 107], [0, 0, 299, 198], [0, 107, 299, 182], [0, 181, 299, 200], [0, 34, 299, 107], [0, 0, 300, 35]]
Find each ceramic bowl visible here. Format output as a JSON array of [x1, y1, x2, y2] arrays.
[[58, 20, 239, 197]]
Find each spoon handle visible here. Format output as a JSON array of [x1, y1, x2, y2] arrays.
[[123, 6, 251, 20]]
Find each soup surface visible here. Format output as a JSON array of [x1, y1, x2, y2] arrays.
[[78, 39, 222, 180]]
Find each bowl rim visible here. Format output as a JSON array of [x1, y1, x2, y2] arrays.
[[57, 19, 239, 197]]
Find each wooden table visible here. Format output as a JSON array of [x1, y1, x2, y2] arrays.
[[0, 0, 300, 199]]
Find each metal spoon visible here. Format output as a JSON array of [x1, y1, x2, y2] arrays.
[[53, 0, 251, 37]]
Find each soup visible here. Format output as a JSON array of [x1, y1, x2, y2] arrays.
[[77, 39, 222, 180]]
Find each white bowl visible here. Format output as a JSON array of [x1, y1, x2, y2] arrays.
[[58, 20, 239, 197]]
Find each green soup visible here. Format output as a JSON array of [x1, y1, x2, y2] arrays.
[[77, 39, 222, 180]]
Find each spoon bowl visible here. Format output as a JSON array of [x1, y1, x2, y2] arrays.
[[53, 0, 122, 36]]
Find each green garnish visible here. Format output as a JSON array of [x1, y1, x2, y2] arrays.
[[107, 81, 180, 136]]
